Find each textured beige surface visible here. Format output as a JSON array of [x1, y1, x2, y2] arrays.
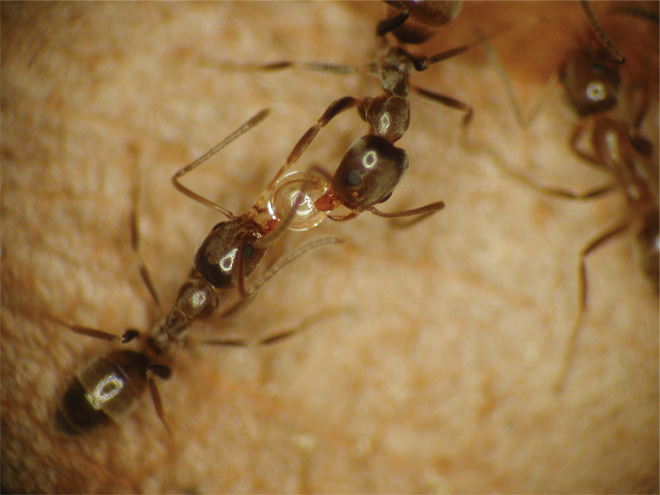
[[2, 2, 658, 493]]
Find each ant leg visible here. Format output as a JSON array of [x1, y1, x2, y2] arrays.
[[225, 236, 345, 310], [129, 148, 161, 311], [172, 109, 270, 218], [46, 314, 141, 344], [568, 121, 615, 172], [255, 97, 361, 208], [492, 144, 616, 201], [580, 0, 625, 65], [145, 364, 173, 435], [203, 59, 357, 75], [234, 233, 254, 300], [376, 3, 410, 37], [609, 4, 660, 24], [413, 45, 471, 71], [477, 28, 558, 128], [413, 86, 473, 126], [290, 97, 365, 159], [482, 107, 616, 199], [200, 308, 341, 347], [369, 200, 445, 219], [554, 219, 631, 393]]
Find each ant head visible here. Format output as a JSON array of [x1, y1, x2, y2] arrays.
[[332, 135, 409, 211], [561, 48, 621, 117], [194, 218, 267, 290]]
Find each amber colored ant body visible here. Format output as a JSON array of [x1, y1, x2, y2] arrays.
[[481, 9, 658, 391], [54, 110, 343, 434]]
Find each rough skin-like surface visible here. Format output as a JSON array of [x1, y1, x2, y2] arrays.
[[2, 2, 658, 493]]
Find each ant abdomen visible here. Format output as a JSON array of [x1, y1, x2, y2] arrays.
[[194, 219, 267, 290], [561, 48, 621, 117], [56, 350, 149, 435], [333, 135, 409, 210]]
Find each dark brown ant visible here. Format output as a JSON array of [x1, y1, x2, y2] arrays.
[[206, 3, 478, 224], [52, 110, 344, 434], [479, 12, 658, 392]]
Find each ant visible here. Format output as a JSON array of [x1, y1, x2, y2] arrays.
[[479, 7, 658, 392], [207, 2, 477, 224], [52, 109, 344, 434]]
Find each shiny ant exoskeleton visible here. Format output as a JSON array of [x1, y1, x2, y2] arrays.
[[206, 2, 476, 225], [480, 9, 658, 391], [52, 110, 344, 434]]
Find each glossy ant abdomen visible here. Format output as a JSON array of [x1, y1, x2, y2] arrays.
[[53, 110, 345, 434]]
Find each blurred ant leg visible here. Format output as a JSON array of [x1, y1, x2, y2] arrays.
[[413, 86, 473, 126], [609, 4, 660, 24], [172, 109, 270, 218], [494, 154, 616, 200], [254, 97, 361, 208], [204, 59, 358, 75], [477, 28, 558, 128], [222, 236, 345, 315], [128, 147, 162, 311], [47, 314, 141, 344], [568, 122, 609, 168], [145, 364, 173, 435], [555, 219, 631, 393], [376, 3, 411, 37], [580, 0, 625, 64], [200, 308, 341, 347]]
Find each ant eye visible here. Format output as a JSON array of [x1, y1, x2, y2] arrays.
[[243, 244, 254, 259], [345, 170, 362, 187], [590, 62, 606, 73], [212, 222, 227, 231]]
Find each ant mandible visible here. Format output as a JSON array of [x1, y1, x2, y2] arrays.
[[53, 110, 344, 434]]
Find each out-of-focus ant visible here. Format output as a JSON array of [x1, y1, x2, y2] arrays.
[[52, 110, 344, 434], [377, 0, 463, 44], [479, 7, 658, 391]]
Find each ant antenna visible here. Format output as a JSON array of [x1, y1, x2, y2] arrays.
[[172, 109, 271, 218]]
